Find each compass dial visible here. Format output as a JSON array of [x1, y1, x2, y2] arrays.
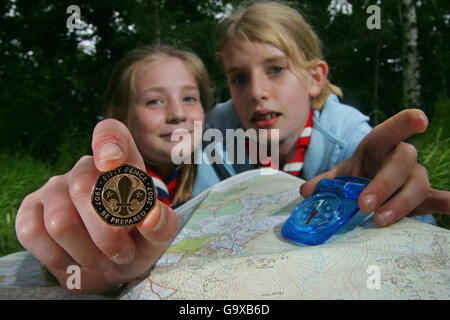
[[290, 193, 343, 232]]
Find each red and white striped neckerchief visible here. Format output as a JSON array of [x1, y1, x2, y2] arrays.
[[145, 165, 181, 206], [246, 109, 313, 177]]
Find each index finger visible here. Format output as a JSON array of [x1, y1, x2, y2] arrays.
[[362, 109, 428, 164], [92, 118, 145, 172]]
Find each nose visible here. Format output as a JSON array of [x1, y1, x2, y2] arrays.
[[166, 99, 187, 124], [249, 73, 270, 103]]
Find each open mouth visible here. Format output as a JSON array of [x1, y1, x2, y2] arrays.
[[251, 111, 282, 128], [252, 112, 281, 121]]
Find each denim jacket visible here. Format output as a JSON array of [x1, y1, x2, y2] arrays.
[[192, 94, 372, 195]]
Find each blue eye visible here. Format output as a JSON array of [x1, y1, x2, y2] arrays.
[[146, 99, 162, 106], [183, 96, 197, 103], [270, 66, 284, 75]]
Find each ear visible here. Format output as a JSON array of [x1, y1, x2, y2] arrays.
[[308, 60, 328, 98]]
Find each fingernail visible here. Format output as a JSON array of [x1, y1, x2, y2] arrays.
[[418, 113, 428, 128], [98, 143, 123, 162], [363, 194, 378, 212], [379, 209, 395, 227], [111, 247, 134, 264]]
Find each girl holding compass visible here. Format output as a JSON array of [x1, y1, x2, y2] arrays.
[[198, 1, 446, 227]]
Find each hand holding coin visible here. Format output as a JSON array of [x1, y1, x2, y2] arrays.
[[91, 163, 156, 227], [16, 119, 179, 294]]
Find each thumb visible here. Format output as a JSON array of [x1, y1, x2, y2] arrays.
[[300, 167, 339, 198], [137, 201, 179, 244], [91, 118, 145, 172], [410, 189, 450, 216]]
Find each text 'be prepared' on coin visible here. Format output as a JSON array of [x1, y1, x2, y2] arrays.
[[91, 164, 156, 226]]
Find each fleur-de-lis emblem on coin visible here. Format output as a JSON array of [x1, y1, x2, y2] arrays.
[[91, 164, 156, 226], [103, 175, 146, 216]]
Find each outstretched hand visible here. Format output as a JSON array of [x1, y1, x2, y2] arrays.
[[16, 119, 179, 294], [300, 109, 450, 226]]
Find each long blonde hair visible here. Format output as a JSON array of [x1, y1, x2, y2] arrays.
[[219, 0, 342, 109], [103, 44, 212, 206]]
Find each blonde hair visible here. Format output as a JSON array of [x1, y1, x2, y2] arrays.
[[103, 44, 212, 206], [219, 0, 342, 109]]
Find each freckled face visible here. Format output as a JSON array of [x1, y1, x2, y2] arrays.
[[222, 40, 314, 146], [127, 57, 205, 166]]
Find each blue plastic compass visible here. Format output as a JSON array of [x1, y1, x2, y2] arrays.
[[281, 176, 371, 246]]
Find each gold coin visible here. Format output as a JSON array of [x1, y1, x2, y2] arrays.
[[91, 164, 156, 226]]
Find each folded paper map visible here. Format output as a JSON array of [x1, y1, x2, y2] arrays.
[[1, 168, 449, 299]]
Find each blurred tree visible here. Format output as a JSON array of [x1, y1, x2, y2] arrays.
[[0, 0, 233, 160], [416, 0, 450, 120], [400, 0, 421, 108], [0, 0, 448, 162]]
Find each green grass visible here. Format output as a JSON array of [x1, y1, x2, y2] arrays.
[[0, 152, 55, 256], [410, 129, 450, 230], [0, 125, 90, 257]]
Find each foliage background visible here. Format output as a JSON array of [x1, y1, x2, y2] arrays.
[[0, 0, 449, 257]]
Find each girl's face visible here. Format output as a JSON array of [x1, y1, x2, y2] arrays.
[[222, 40, 323, 148], [127, 57, 205, 167]]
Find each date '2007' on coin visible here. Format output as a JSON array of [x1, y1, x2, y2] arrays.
[[91, 164, 156, 227]]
